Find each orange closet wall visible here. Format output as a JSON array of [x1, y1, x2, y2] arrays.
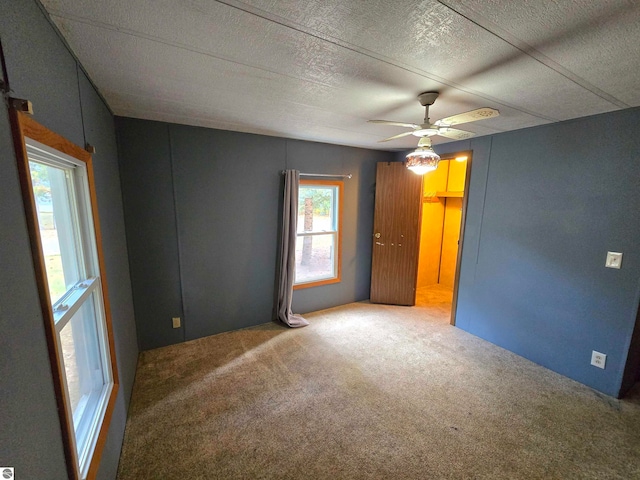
[[416, 159, 467, 289]]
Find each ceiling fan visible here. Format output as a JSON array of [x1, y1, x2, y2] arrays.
[[368, 92, 499, 142]]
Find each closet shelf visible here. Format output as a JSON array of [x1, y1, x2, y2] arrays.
[[423, 191, 464, 203]]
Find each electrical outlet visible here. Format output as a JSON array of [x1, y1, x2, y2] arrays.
[[172, 317, 181, 328], [591, 351, 606, 369]]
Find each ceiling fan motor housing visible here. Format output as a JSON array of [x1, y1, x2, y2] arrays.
[[418, 91, 439, 106], [413, 128, 440, 137]]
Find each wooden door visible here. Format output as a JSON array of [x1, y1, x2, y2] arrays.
[[370, 162, 423, 305]]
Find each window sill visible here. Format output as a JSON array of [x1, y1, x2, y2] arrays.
[[294, 277, 341, 290]]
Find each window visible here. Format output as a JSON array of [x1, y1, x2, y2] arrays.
[[294, 180, 343, 289], [11, 111, 118, 480]]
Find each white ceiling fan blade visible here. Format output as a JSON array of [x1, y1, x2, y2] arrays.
[[378, 131, 416, 142], [435, 108, 499, 126], [437, 128, 476, 140], [368, 119, 421, 129]]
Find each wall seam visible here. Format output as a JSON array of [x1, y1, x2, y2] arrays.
[[34, 0, 115, 116], [75, 61, 86, 147], [114, 119, 142, 353], [167, 124, 186, 343], [474, 136, 493, 279]]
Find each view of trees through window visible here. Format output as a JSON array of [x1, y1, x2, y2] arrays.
[[298, 187, 333, 216], [31, 162, 67, 303], [30, 159, 84, 417]]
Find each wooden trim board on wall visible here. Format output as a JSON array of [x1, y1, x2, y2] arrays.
[[9, 109, 120, 480]]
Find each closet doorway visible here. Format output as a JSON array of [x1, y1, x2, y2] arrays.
[[415, 151, 471, 325]]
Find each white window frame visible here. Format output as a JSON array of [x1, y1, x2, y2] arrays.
[[294, 179, 343, 289], [11, 110, 119, 480]]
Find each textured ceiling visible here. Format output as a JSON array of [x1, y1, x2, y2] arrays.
[[40, 0, 640, 150]]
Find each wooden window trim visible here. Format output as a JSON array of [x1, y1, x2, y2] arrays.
[[9, 109, 119, 480], [293, 179, 343, 290]]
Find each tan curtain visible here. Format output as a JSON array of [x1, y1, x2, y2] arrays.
[[277, 170, 309, 327]]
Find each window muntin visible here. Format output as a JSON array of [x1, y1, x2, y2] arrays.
[[294, 180, 342, 288], [23, 136, 115, 480]]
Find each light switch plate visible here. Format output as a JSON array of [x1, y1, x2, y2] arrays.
[[172, 317, 181, 328], [605, 252, 622, 269]]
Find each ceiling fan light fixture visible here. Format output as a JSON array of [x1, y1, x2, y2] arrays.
[[406, 142, 440, 175]]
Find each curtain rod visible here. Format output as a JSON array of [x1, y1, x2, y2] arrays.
[[281, 171, 352, 179]]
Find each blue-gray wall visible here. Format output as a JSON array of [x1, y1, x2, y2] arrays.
[[116, 117, 389, 351], [434, 108, 640, 398], [118, 109, 639, 398], [0, 1, 138, 478]]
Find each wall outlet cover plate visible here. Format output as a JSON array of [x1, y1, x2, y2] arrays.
[[591, 350, 606, 369], [605, 252, 622, 269]]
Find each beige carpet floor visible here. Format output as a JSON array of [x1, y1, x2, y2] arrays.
[[117, 285, 640, 479]]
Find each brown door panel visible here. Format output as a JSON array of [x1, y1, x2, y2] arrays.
[[370, 162, 423, 306]]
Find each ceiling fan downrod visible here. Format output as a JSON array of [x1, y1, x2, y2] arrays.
[[417, 91, 439, 125]]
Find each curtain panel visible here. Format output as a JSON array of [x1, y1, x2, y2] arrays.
[[277, 170, 308, 327]]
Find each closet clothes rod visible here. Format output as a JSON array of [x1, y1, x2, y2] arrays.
[[281, 171, 352, 179]]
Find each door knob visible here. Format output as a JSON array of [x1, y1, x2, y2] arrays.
[[374, 232, 381, 238]]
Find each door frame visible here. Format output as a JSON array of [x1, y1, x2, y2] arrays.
[[417, 150, 473, 326]]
